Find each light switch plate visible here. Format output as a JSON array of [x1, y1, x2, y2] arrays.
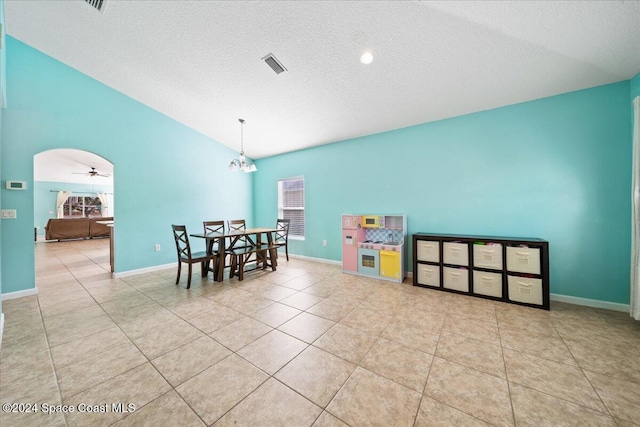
[[1, 209, 17, 219]]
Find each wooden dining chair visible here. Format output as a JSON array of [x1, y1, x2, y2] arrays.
[[227, 219, 262, 273], [274, 218, 291, 261], [204, 220, 238, 278], [227, 219, 250, 249], [227, 219, 246, 232], [171, 225, 217, 289], [203, 220, 225, 234], [203, 220, 225, 252]]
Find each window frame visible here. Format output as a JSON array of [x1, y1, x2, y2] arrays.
[[278, 176, 305, 240], [62, 195, 103, 218]]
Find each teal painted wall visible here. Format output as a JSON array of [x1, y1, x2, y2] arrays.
[[632, 72, 640, 100], [33, 181, 113, 237], [0, 104, 3, 314], [0, 0, 5, 107], [1, 36, 252, 294], [0, 0, 5, 315], [254, 81, 633, 304]]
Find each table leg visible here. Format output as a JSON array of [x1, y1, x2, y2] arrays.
[[216, 237, 226, 282], [267, 232, 277, 270], [256, 233, 266, 269]]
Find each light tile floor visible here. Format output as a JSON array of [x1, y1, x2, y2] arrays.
[[1, 239, 640, 426]]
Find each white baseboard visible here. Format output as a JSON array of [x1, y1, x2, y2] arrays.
[[405, 274, 628, 312], [287, 253, 341, 266], [113, 262, 175, 278], [116, 255, 340, 278], [550, 293, 629, 312], [1, 287, 39, 301]]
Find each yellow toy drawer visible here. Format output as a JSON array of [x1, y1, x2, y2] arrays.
[[380, 250, 401, 279]]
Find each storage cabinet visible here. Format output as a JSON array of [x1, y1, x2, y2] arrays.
[[413, 233, 549, 310]]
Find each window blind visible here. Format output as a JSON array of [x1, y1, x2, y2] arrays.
[[278, 177, 305, 238]]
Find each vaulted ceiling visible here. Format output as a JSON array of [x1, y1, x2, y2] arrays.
[[6, 1, 640, 159]]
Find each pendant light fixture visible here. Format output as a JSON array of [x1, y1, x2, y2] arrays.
[[228, 118, 257, 173]]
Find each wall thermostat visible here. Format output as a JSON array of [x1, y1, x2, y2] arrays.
[[6, 181, 27, 190]]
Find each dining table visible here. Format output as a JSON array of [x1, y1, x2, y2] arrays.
[[190, 227, 279, 282]]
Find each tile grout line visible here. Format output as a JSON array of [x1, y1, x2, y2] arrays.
[[496, 314, 518, 426], [34, 293, 69, 427], [554, 318, 618, 420], [500, 309, 619, 420]]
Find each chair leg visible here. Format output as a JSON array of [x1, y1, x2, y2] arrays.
[[213, 256, 220, 278], [229, 255, 238, 279], [201, 260, 208, 277], [285, 243, 289, 261], [176, 262, 181, 285], [187, 263, 193, 289], [208, 257, 216, 278], [238, 255, 245, 281]]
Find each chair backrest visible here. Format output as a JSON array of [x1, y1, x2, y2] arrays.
[[172, 224, 192, 260], [228, 219, 246, 233], [275, 218, 290, 242], [203, 220, 225, 234]]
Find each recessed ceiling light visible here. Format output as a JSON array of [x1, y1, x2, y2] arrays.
[[360, 52, 373, 65]]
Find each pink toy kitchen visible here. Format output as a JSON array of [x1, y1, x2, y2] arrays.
[[342, 214, 407, 283]]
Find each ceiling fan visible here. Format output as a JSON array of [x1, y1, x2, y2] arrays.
[[72, 167, 111, 177]]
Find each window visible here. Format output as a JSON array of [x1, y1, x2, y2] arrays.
[[278, 177, 305, 239], [63, 196, 103, 218]]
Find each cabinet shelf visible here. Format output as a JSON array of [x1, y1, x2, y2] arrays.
[[413, 233, 549, 310]]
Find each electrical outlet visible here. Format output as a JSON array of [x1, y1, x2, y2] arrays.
[[322, 240, 327, 246], [154, 244, 161, 252]]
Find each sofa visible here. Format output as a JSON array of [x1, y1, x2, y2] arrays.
[[45, 217, 113, 241]]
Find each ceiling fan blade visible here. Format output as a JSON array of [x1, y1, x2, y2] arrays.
[[71, 167, 111, 177]]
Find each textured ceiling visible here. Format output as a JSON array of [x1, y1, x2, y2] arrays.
[[5, 1, 640, 159]]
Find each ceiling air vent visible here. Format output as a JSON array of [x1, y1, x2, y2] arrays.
[[84, 0, 106, 12], [262, 53, 287, 75]]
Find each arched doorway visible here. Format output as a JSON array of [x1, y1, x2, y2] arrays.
[[33, 149, 115, 283]]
